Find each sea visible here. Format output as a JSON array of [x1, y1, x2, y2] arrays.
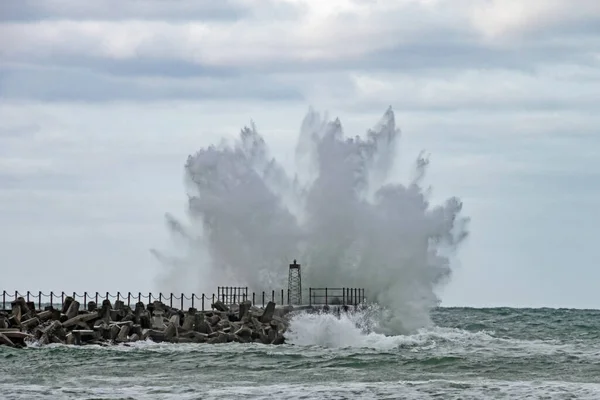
[[2, 307, 600, 399]]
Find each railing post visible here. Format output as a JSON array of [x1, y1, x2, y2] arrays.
[[159, 293, 162, 303], [181, 293, 184, 310], [117, 292, 120, 302], [201, 294, 205, 311], [138, 292, 142, 303], [271, 290, 275, 303], [128, 292, 131, 307], [309, 288, 312, 307], [27, 291, 30, 303], [262, 292, 265, 308], [281, 289, 284, 305], [105, 292, 109, 301], [149, 292, 152, 303], [84, 292, 87, 310], [252, 292, 255, 306], [15, 291, 18, 302], [325, 288, 328, 306], [191, 294, 195, 309], [50, 291, 54, 309], [61, 292, 64, 307], [96, 292, 99, 305], [2, 291, 5, 309], [38, 291, 42, 311], [342, 288, 345, 306], [287, 289, 290, 305], [170, 293, 173, 308]]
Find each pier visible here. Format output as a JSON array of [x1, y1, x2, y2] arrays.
[[0, 261, 366, 348]]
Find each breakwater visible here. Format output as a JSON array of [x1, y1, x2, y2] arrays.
[[0, 296, 290, 348], [0, 288, 366, 348]]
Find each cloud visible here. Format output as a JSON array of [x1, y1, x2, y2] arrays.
[[0, 0, 597, 106], [469, 0, 600, 40], [0, 0, 599, 306], [0, 0, 251, 21], [0, 64, 303, 102]]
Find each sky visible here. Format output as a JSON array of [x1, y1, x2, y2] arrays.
[[1, 0, 599, 308]]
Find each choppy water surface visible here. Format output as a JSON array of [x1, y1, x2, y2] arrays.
[[2, 307, 600, 399]]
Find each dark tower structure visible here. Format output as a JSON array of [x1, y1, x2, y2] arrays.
[[288, 259, 302, 305]]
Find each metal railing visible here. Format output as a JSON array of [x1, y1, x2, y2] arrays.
[[1, 288, 366, 312], [308, 288, 365, 306], [217, 287, 249, 305]]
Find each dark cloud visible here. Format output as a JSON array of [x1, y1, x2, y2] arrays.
[[0, 65, 304, 102], [0, 0, 249, 21], [40, 56, 244, 79], [8, 34, 594, 82]]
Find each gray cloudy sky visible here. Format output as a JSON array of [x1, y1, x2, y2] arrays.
[[1, 0, 599, 308]]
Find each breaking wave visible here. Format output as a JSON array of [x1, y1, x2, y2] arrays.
[[153, 107, 469, 334]]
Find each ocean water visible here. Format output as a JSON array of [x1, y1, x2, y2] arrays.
[[2, 307, 600, 399]]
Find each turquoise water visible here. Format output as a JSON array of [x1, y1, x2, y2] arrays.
[[2, 307, 600, 399]]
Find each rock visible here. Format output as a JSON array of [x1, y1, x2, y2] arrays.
[[271, 336, 285, 345], [164, 322, 178, 341], [2, 331, 32, 340], [208, 315, 221, 326], [116, 325, 130, 342], [169, 314, 180, 326], [51, 309, 61, 321], [62, 312, 99, 328], [182, 309, 196, 331], [134, 302, 146, 315], [99, 300, 112, 322], [0, 332, 15, 347], [36, 310, 53, 322], [137, 311, 151, 329], [0, 297, 293, 348], [152, 311, 165, 329], [109, 310, 120, 321], [40, 320, 63, 345], [195, 320, 212, 335], [234, 326, 252, 338], [87, 301, 97, 312], [259, 302, 276, 324], [21, 317, 40, 331], [211, 301, 229, 312], [207, 332, 228, 344], [65, 300, 80, 320], [10, 304, 22, 326], [239, 300, 252, 320], [183, 331, 208, 343], [146, 329, 165, 342], [109, 325, 120, 341], [62, 297, 74, 314], [66, 332, 76, 345]]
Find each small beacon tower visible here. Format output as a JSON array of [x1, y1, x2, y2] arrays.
[[288, 259, 302, 305]]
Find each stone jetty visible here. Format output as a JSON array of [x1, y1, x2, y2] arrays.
[[0, 296, 291, 348]]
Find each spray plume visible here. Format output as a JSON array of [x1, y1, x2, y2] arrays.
[[152, 107, 469, 334]]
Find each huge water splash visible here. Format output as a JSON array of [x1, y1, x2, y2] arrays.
[[152, 107, 469, 334]]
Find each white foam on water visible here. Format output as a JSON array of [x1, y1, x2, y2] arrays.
[[285, 309, 496, 350]]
